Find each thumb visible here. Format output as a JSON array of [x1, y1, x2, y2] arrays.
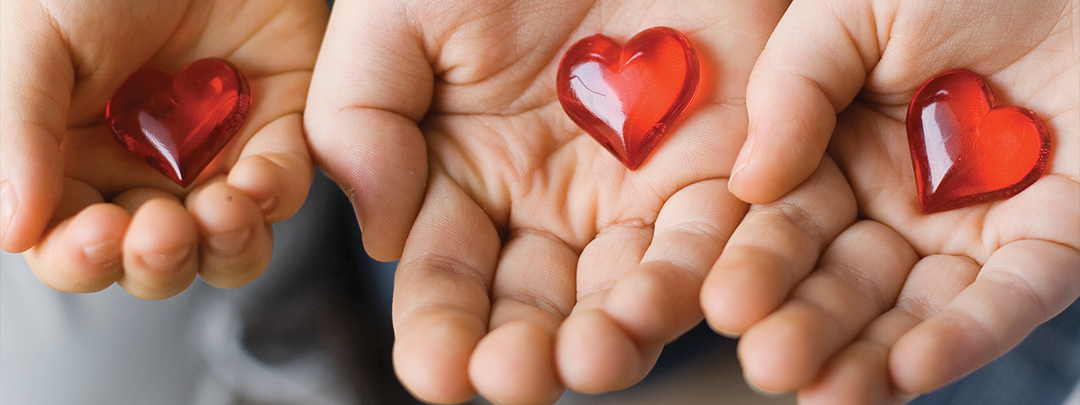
[[729, 0, 881, 204], [1, 4, 74, 252], [304, 0, 431, 262]]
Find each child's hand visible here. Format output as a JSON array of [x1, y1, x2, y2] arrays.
[[305, 0, 786, 402], [0, 0, 327, 299], [703, 0, 1079, 402]]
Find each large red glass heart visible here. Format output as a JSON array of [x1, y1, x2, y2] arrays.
[[557, 27, 700, 170], [106, 57, 251, 187], [906, 70, 1050, 214]]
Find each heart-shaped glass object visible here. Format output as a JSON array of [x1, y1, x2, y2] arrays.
[[906, 70, 1050, 214], [106, 57, 251, 187], [557, 27, 700, 170]]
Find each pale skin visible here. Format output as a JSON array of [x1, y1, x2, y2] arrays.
[[0, 0, 326, 299], [706, 0, 1080, 404], [305, 0, 790, 403]]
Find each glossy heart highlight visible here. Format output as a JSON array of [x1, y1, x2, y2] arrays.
[[907, 70, 1050, 213], [557, 27, 700, 170], [107, 57, 251, 187]]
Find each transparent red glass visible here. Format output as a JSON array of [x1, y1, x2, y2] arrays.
[[106, 57, 251, 187], [907, 70, 1050, 213], [556, 27, 699, 170]]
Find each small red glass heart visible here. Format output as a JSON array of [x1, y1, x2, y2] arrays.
[[557, 27, 700, 170], [906, 70, 1050, 214], [106, 57, 251, 187]]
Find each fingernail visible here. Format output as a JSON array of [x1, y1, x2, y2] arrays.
[[258, 195, 277, 216], [743, 372, 785, 398], [206, 226, 251, 255], [713, 328, 743, 339], [898, 392, 920, 402], [729, 131, 755, 187], [705, 319, 743, 338], [83, 239, 122, 266], [141, 246, 193, 269], [1, 182, 16, 243]]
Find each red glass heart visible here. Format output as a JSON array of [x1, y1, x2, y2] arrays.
[[906, 70, 1050, 213], [557, 27, 700, 170], [106, 57, 251, 187]]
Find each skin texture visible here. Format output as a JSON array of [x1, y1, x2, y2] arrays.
[[705, 0, 1080, 403], [305, 0, 789, 403], [0, 0, 327, 299]]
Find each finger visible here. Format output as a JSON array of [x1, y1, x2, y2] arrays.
[[556, 308, 656, 395], [729, 0, 879, 204], [470, 229, 577, 404], [891, 240, 1080, 394], [556, 221, 654, 393], [557, 180, 743, 393], [799, 254, 980, 404], [118, 197, 200, 300], [305, 0, 430, 261], [470, 321, 564, 405], [559, 180, 746, 394], [797, 341, 902, 405], [739, 220, 918, 392], [610, 180, 745, 343], [23, 179, 124, 293], [225, 69, 315, 223], [186, 178, 273, 289], [392, 174, 502, 404], [0, 5, 73, 252], [702, 156, 856, 335]]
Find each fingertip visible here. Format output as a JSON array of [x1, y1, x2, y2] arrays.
[[470, 321, 563, 405], [0, 176, 61, 253], [228, 153, 312, 224], [889, 318, 965, 395], [120, 198, 200, 300], [25, 203, 129, 293], [797, 341, 899, 405], [394, 310, 485, 404], [701, 247, 790, 335], [604, 262, 703, 346], [728, 105, 833, 205], [738, 306, 825, 392], [188, 180, 272, 289], [555, 309, 656, 394]]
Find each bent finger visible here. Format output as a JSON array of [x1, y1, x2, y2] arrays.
[[0, 7, 73, 252], [24, 180, 125, 292], [392, 174, 502, 404], [305, 0, 431, 261], [118, 197, 200, 300], [730, 0, 879, 204], [703, 156, 856, 335], [891, 240, 1080, 394], [739, 220, 918, 392], [186, 178, 273, 289]]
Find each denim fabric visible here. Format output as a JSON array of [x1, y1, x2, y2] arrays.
[[911, 298, 1080, 405]]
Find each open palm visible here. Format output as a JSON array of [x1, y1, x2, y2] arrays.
[[1, 0, 326, 298], [306, 0, 786, 403], [703, 0, 1079, 403]]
